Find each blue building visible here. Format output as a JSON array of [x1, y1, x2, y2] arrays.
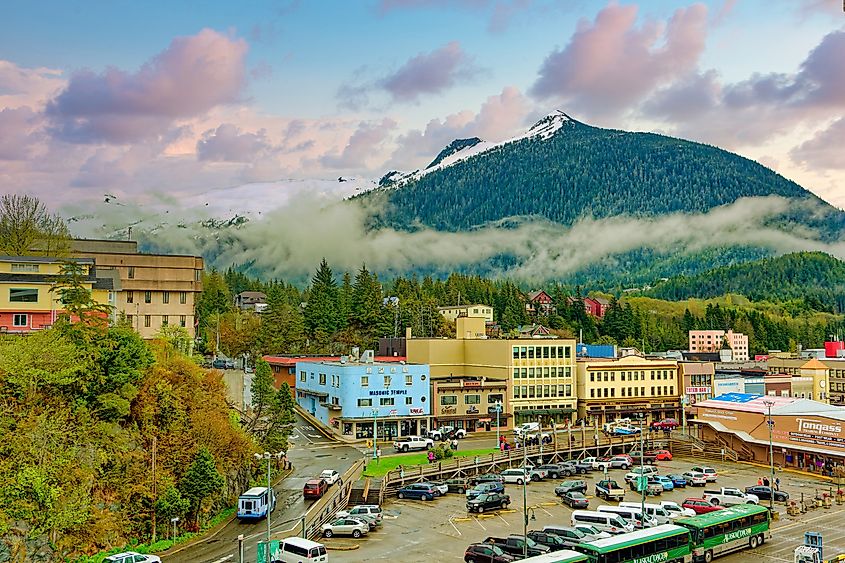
[[295, 359, 432, 440]]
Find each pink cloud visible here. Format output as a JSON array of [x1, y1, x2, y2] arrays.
[[0, 60, 65, 109], [0, 107, 44, 160], [320, 118, 397, 170], [46, 29, 248, 143], [380, 41, 480, 102], [197, 124, 273, 162], [529, 3, 708, 116], [791, 118, 845, 171]]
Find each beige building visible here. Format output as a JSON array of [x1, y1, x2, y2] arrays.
[[576, 355, 682, 426], [407, 317, 577, 427], [689, 329, 749, 361], [766, 357, 834, 403], [437, 304, 494, 323], [72, 239, 203, 339], [432, 379, 510, 433]]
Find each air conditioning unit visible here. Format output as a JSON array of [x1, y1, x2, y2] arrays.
[[361, 350, 375, 364]]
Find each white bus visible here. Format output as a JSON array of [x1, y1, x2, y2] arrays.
[[237, 486, 276, 520]]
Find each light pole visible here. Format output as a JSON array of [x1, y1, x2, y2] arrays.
[[237, 533, 244, 563], [638, 412, 646, 526], [522, 434, 529, 559], [372, 408, 379, 460], [255, 451, 284, 562], [681, 395, 688, 435], [170, 517, 179, 541], [762, 400, 776, 510], [495, 401, 502, 449], [538, 415, 544, 461]]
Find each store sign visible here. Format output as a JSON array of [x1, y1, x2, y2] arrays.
[[409, 408, 424, 415], [368, 389, 409, 396], [462, 381, 481, 387], [467, 406, 479, 414], [441, 405, 456, 414], [685, 386, 711, 395]]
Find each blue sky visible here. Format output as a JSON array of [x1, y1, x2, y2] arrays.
[[1, 0, 844, 213]]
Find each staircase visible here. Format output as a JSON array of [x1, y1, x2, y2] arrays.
[[348, 479, 369, 506], [669, 435, 740, 462]]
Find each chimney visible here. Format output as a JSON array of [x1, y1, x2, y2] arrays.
[[405, 326, 412, 339]]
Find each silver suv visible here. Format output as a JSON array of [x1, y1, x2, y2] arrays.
[[336, 504, 383, 527], [104, 554, 161, 563]]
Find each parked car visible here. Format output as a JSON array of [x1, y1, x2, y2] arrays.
[[612, 424, 642, 436], [667, 474, 688, 488], [624, 465, 659, 483], [629, 477, 664, 496], [571, 524, 612, 540], [651, 418, 680, 430], [484, 536, 550, 558], [470, 473, 505, 486], [393, 435, 434, 452], [745, 485, 790, 502], [212, 358, 235, 370], [303, 479, 328, 499], [421, 481, 449, 497], [555, 480, 587, 496], [527, 530, 570, 551], [560, 459, 592, 474], [658, 500, 696, 518], [581, 456, 602, 468], [464, 543, 516, 563], [682, 498, 725, 514], [336, 504, 383, 526], [561, 491, 589, 509], [397, 483, 438, 501], [703, 487, 758, 506], [536, 464, 567, 479], [626, 450, 658, 465], [596, 455, 634, 470], [690, 466, 719, 482], [435, 478, 470, 494], [321, 517, 369, 538], [429, 426, 467, 441], [500, 468, 535, 484], [514, 422, 541, 436], [682, 470, 707, 487], [541, 526, 590, 547], [467, 482, 506, 499], [319, 469, 340, 485], [647, 449, 673, 461], [467, 492, 511, 513], [653, 475, 675, 491], [105, 554, 161, 563], [595, 479, 626, 502]]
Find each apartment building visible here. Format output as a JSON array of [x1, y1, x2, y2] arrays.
[[0, 256, 116, 332], [688, 329, 749, 361], [437, 304, 494, 323], [407, 316, 577, 427], [576, 355, 682, 426], [72, 239, 203, 339], [766, 356, 836, 404]]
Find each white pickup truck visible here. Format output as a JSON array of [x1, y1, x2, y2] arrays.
[[703, 487, 759, 506], [393, 435, 434, 452]]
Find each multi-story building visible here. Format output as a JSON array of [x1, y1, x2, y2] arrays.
[[576, 355, 681, 426], [437, 304, 494, 323], [679, 362, 715, 406], [767, 356, 844, 404], [407, 317, 578, 428], [432, 378, 509, 432], [235, 291, 267, 312], [688, 329, 749, 361], [294, 358, 431, 440], [72, 239, 203, 339], [526, 290, 555, 316], [0, 256, 117, 332]]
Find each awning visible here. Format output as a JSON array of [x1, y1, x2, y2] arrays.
[[516, 408, 575, 415], [693, 418, 845, 459]]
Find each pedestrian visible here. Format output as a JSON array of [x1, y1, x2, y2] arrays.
[[763, 476, 770, 487], [500, 441, 505, 452], [775, 477, 780, 491], [757, 477, 763, 486], [451, 438, 459, 451]]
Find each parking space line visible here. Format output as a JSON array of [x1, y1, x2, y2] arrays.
[[474, 517, 487, 530], [497, 514, 510, 526], [449, 519, 462, 536]]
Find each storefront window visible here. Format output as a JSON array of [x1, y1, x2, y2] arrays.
[[465, 395, 480, 404], [440, 395, 457, 405], [343, 423, 353, 435]]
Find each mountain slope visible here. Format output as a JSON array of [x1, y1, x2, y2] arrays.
[[366, 112, 845, 239]]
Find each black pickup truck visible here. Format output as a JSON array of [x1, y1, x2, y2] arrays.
[[483, 536, 551, 558]]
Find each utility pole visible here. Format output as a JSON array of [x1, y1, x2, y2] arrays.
[[522, 437, 528, 559], [639, 412, 646, 527], [372, 409, 379, 460], [151, 436, 157, 543], [763, 400, 776, 511]]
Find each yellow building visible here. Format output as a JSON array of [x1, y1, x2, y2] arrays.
[[766, 356, 837, 404], [576, 355, 681, 426], [407, 317, 577, 428], [437, 304, 494, 323], [0, 256, 117, 333], [72, 239, 203, 339]]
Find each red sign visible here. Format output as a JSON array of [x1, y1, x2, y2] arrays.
[[409, 408, 425, 415], [462, 381, 481, 387]]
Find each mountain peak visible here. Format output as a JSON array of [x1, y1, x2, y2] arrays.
[[426, 137, 483, 169], [527, 110, 575, 139]]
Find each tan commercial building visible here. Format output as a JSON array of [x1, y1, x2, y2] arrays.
[[576, 355, 681, 426], [407, 317, 577, 428], [689, 329, 749, 362], [767, 356, 842, 404], [72, 239, 203, 339], [437, 304, 494, 323]]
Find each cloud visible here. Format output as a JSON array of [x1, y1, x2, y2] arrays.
[[380, 41, 480, 102], [0, 60, 65, 109], [0, 107, 44, 160], [319, 118, 397, 170], [45, 29, 248, 143], [790, 118, 845, 171], [529, 3, 708, 116], [197, 124, 273, 162]]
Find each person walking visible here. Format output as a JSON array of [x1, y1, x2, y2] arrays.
[[451, 438, 459, 451], [775, 477, 780, 491], [757, 477, 763, 486], [763, 476, 770, 487]]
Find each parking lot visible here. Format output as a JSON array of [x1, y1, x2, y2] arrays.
[[320, 456, 845, 562]]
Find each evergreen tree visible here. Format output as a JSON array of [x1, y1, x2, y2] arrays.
[[179, 447, 224, 527], [304, 259, 340, 340]]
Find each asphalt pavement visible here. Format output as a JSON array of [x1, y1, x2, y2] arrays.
[[166, 412, 362, 563]]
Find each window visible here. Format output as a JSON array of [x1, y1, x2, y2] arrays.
[[358, 398, 372, 407], [12, 313, 27, 327], [125, 291, 134, 304], [383, 375, 391, 387], [521, 368, 527, 378], [161, 315, 168, 326], [11, 263, 39, 272], [542, 346, 549, 359], [551, 385, 558, 397], [488, 393, 503, 404], [551, 346, 557, 358], [465, 394, 480, 404], [528, 347, 535, 359], [144, 315, 151, 327], [195, 269, 201, 281], [513, 368, 520, 379], [565, 384, 572, 396], [520, 385, 527, 398], [361, 376, 369, 387], [590, 373, 595, 382], [406, 397, 413, 405], [528, 367, 535, 378], [9, 288, 37, 303], [162, 291, 170, 304], [300, 371, 306, 382], [440, 395, 457, 405], [319, 373, 326, 385], [564, 346, 571, 358], [380, 397, 394, 406], [543, 385, 550, 397], [528, 385, 535, 398], [590, 389, 595, 398], [405, 374, 413, 386], [177, 291, 187, 305], [513, 347, 519, 360], [144, 291, 151, 303], [610, 388, 615, 397], [128, 266, 135, 279], [520, 346, 527, 359], [180, 315, 186, 327]]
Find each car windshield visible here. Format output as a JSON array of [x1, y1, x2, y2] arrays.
[[569, 492, 585, 499], [491, 546, 506, 556]]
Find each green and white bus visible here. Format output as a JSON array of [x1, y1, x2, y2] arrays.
[[574, 524, 692, 563], [519, 551, 589, 563], [675, 503, 771, 562]]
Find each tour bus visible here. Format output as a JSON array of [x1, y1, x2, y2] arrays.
[[675, 503, 771, 562], [574, 524, 693, 563], [517, 550, 589, 563], [237, 486, 276, 520]]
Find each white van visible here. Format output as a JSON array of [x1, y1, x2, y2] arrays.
[[620, 502, 671, 524], [597, 505, 657, 528], [570, 510, 634, 535], [273, 537, 328, 563], [658, 500, 696, 518]]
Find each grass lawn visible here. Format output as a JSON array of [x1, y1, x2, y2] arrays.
[[362, 448, 497, 478]]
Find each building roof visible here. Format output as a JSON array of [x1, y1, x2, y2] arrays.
[[695, 393, 845, 420], [437, 304, 490, 310], [263, 355, 407, 366], [593, 297, 611, 305], [238, 291, 267, 299], [801, 358, 829, 370], [527, 290, 551, 301], [0, 255, 93, 264]]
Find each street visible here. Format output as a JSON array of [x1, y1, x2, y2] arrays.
[[166, 412, 361, 563]]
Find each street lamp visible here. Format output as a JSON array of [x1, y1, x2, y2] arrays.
[[538, 415, 544, 460], [522, 436, 529, 559], [372, 408, 379, 460], [495, 401, 502, 449], [170, 517, 179, 541], [255, 451, 284, 562], [636, 412, 646, 525], [762, 400, 776, 510]]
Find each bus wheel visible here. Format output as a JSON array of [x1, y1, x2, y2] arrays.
[[750, 535, 759, 549], [704, 550, 713, 563], [758, 534, 765, 545]]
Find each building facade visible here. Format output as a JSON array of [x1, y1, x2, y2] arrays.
[[0, 256, 116, 332], [72, 239, 203, 339], [679, 362, 715, 405], [432, 378, 510, 432], [688, 329, 749, 362], [294, 359, 431, 440], [437, 304, 494, 323], [576, 355, 682, 426], [767, 356, 844, 404]]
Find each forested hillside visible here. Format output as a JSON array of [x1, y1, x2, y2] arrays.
[[647, 252, 845, 313]]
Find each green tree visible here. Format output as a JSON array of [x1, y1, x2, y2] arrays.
[[155, 486, 190, 527], [259, 300, 305, 354], [179, 447, 224, 527], [0, 194, 70, 256], [50, 260, 113, 326], [304, 259, 340, 340]]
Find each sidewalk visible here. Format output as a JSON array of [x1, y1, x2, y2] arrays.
[[738, 459, 836, 483]]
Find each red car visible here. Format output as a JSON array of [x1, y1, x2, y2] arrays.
[[682, 498, 725, 514], [647, 449, 673, 461], [651, 418, 680, 430], [303, 479, 328, 499]]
